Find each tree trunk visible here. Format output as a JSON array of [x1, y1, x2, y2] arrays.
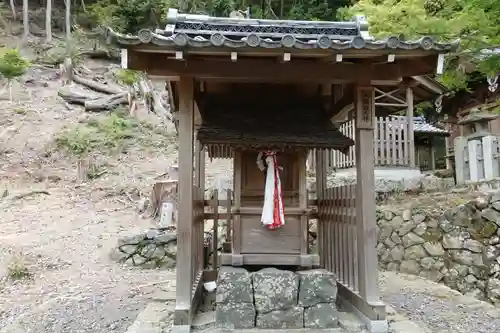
[[72, 73, 123, 95], [65, 0, 71, 41], [84, 93, 128, 111], [145, 180, 178, 220], [58, 87, 95, 105], [22, 0, 29, 41], [10, 0, 16, 20], [45, 0, 52, 43]]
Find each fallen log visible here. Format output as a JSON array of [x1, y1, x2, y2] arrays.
[[72, 73, 124, 95], [58, 87, 95, 106], [84, 92, 128, 112]]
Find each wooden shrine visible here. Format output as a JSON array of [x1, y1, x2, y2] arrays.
[[107, 8, 457, 333]]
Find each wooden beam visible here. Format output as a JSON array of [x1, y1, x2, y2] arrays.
[[354, 84, 380, 304], [328, 85, 354, 119], [407, 87, 416, 167], [129, 53, 436, 82], [174, 76, 195, 327]]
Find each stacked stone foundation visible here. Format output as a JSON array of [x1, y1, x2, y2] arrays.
[[215, 267, 340, 329]]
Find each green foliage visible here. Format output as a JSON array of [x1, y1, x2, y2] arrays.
[[56, 111, 138, 156], [0, 49, 30, 82], [89, 0, 351, 33], [339, 0, 500, 92], [56, 110, 175, 157], [116, 69, 141, 87], [7, 255, 31, 281]]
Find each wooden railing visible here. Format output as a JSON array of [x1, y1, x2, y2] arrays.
[[308, 117, 411, 170], [317, 184, 358, 292], [204, 189, 233, 270]]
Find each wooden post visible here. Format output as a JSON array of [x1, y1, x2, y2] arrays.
[[354, 85, 380, 303], [175, 76, 195, 326], [430, 137, 436, 171], [406, 87, 416, 167], [298, 150, 310, 267], [314, 149, 327, 268]]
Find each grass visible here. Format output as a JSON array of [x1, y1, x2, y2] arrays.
[[55, 108, 175, 157], [7, 255, 31, 280]]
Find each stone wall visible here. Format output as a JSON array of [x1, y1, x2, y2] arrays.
[[215, 267, 339, 329], [376, 190, 500, 304]]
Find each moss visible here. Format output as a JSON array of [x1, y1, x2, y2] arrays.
[[422, 228, 442, 243], [472, 220, 498, 239]]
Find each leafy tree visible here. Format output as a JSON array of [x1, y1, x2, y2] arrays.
[[339, 0, 500, 92], [0, 49, 30, 101]]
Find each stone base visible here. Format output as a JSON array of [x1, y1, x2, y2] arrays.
[[215, 267, 348, 330]]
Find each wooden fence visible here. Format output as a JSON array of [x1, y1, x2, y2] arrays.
[[191, 185, 205, 285], [317, 184, 358, 291], [309, 117, 411, 170]]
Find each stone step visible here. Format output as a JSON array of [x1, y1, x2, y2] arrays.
[[125, 302, 172, 333]]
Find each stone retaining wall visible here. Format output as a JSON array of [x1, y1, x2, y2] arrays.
[[215, 267, 339, 329], [376, 190, 500, 304]]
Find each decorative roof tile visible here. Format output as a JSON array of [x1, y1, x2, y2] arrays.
[[105, 8, 459, 52]]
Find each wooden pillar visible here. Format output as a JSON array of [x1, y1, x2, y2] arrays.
[[175, 76, 195, 326], [406, 87, 416, 167], [354, 85, 380, 303], [314, 149, 327, 267], [430, 137, 436, 171], [298, 150, 310, 267]]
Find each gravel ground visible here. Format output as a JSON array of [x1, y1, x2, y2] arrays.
[[380, 271, 500, 333]]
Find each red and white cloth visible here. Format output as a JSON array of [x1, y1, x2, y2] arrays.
[[257, 151, 285, 230]]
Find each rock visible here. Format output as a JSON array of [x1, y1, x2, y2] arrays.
[[403, 245, 427, 260], [255, 307, 303, 329], [423, 242, 445, 256], [387, 262, 400, 271], [215, 302, 256, 329], [378, 227, 393, 241], [253, 268, 299, 313], [450, 250, 484, 267], [304, 303, 339, 328], [297, 269, 337, 307], [402, 232, 425, 248], [400, 260, 420, 275], [216, 267, 253, 304], [388, 245, 404, 262], [388, 215, 404, 229], [111, 230, 177, 268], [482, 208, 500, 227], [489, 191, 500, 204], [439, 218, 454, 233], [491, 201, 500, 212], [412, 214, 426, 224], [418, 270, 444, 282], [390, 232, 403, 245], [384, 210, 394, 221], [463, 239, 483, 253], [487, 278, 500, 304], [442, 234, 462, 249], [413, 222, 427, 236], [398, 221, 415, 236]]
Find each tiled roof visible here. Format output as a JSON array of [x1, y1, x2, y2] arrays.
[[390, 116, 448, 134], [105, 8, 459, 52]]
